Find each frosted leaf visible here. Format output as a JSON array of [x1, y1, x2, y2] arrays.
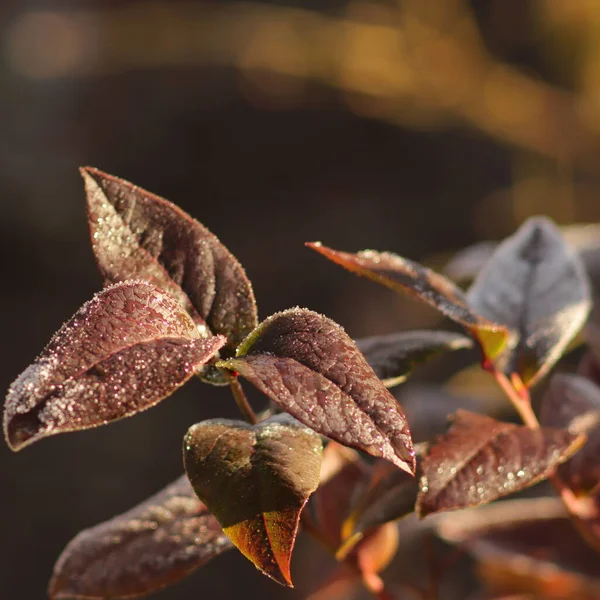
[[49, 475, 232, 599], [82, 167, 257, 358], [4, 281, 226, 450], [221, 308, 416, 474]]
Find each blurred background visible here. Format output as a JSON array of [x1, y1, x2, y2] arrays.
[[2, 0, 600, 598]]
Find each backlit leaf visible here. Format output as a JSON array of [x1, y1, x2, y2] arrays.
[[220, 308, 416, 474], [82, 167, 258, 358], [49, 475, 232, 600], [417, 410, 584, 517], [540, 374, 600, 493], [355, 329, 473, 387], [306, 242, 509, 363], [467, 217, 591, 386], [4, 281, 225, 450], [183, 414, 323, 586]]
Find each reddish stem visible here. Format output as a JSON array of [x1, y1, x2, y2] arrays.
[[491, 367, 598, 542], [229, 376, 258, 425]]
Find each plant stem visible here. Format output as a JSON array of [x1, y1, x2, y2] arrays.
[[492, 370, 539, 429], [229, 377, 258, 424], [491, 368, 597, 532]]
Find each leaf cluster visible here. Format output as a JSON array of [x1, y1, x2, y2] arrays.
[[5, 169, 600, 599]]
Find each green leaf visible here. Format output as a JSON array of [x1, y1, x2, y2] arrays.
[[183, 414, 323, 586], [221, 308, 416, 474]]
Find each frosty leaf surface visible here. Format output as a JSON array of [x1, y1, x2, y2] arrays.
[[4, 281, 225, 450], [183, 414, 323, 586], [221, 308, 416, 474], [82, 167, 257, 356], [49, 475, 232, 599]]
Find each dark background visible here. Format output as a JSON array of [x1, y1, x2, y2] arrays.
[[2, 1, 600, 598]]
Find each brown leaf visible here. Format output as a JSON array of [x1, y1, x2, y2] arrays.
[[307, 242, 509, 363], [541, 373, 600, 493], [467, 217, 591, 386], [221, 308, 416, 474], [183, 414, 323, 586], [49, 475, 232, 600], [4, 281, 225, 450], [82, 167, 257, 360], [417, 410, 584, 517]]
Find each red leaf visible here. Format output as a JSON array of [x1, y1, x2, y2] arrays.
[[306, 242, 509, 363], [222, 308, 416, 474], [417, 410, 584, 517], [82, 167, 257, 358], [4, 281, 225, 450]]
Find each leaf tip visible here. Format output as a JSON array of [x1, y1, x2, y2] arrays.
[[79, 165, 102, 184], [3, 409, 38, 452]]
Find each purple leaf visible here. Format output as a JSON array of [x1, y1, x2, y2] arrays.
[[49, 475, 232, 600], [467, 217, 591, 386], [417, 410, 584, 517], [4, 281, 225, 450], [220, 308, 416, 474], [82, 167, 258, 359], [355, 329, 473, 387], [541, 374, 600, 493], [183, 414, 323, 587], [306, 242, 509, 363]]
